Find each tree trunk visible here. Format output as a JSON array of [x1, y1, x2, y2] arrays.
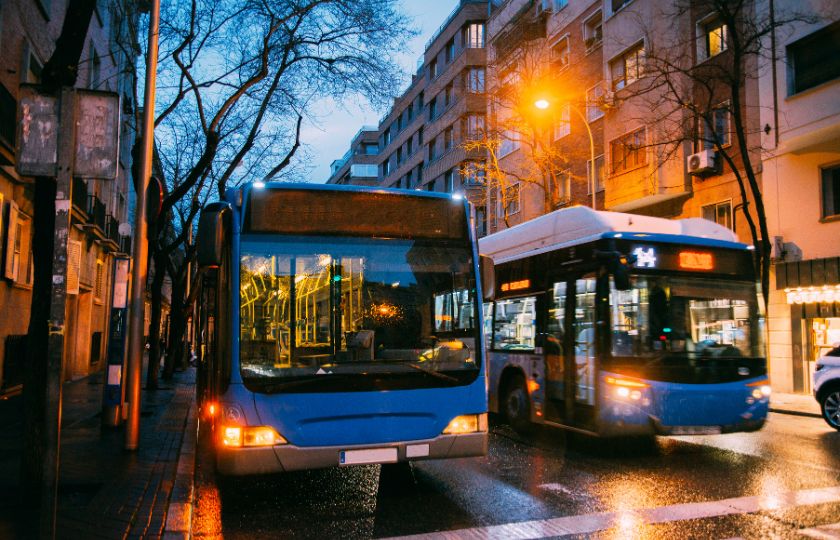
[[146, 247, 166, 388], [164, 268, 189, 377], [20, 177, 57, 524]]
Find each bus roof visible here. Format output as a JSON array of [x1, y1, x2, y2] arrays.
[[230, 181, 460, 204], [479, 206, 745, 264]]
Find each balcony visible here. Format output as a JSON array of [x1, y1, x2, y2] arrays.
[[103, 214, 120, 251], [119, 234, 132, 255], [71, 177, 88, 219], [86, 195, 106, 235]]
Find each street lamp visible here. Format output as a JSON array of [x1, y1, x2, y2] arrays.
[[533, 98, 597, 210]]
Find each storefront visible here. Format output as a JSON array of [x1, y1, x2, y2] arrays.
[[776, 257, 840, 393]]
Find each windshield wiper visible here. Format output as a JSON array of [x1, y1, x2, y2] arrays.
[[406, 363, 460, 383]]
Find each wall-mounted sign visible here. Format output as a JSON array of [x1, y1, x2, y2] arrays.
[[16, 85, 58, 176], [785, 286, 840, 305], [501, 279, 531, 292], [679, 251, 714, 271]]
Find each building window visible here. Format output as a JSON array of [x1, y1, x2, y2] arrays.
[[446, 39, 456, 63], [586, 82, 606, 122], [467, 68, 485, 93], [363, 143, 378, 155], [465, 23, 485, 48], [444, 127, 453, 150], [704, 19, 728, 59], [610, 127, 646, 174], [4, 205, 33, 287], [502, 183, 521, 216], [429, 58, 438, 80], [557, 170, 572, 203], [499, 130, 520, 157], [611, 0, 633, 13], [587, 154, 606, 193], [466, 115, 485, 140], [702, 200, 733, 230], [396, 147, 403, 165], [0, 83, 16, 148], [429, 137, 437, 161], [822, 164, 840, 219], [94, 260, 105, 302], [554, 104, 571, 140], [445, 170, 455, 193], [407, 137, 413, 155], [551, 36, 570, 70], [699, 103, 731, 150], [788, 22, 840, 95], [88, 45, 101, 89], [584, 11, 603, 49], [445, 84, 453, 107], [610, 41, 645, 91], [429, 96, 437, 120]]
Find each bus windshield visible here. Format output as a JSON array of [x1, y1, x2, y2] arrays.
[[607, 275, 764, 361], [239, 235, 480, 392]]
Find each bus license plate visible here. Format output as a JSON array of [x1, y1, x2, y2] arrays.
[[340, 448, 398, 466], [671, 426, 722, 435]]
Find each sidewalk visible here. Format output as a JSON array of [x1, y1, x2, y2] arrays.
[[0, 363, 197, 539], [770, 391, 822, 418]]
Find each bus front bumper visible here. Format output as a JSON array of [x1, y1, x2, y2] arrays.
[[215, 432, 487, 476]]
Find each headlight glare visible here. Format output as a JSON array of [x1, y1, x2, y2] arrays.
[[220, 425, 286, 447], [443, 414, 487, 434]]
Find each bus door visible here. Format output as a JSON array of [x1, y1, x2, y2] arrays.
[[568, 275, 598, 426]]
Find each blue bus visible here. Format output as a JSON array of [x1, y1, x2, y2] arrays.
[[479, 206, 770, 437], [195, 183, 490, 475]]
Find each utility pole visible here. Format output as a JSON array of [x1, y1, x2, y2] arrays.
[[126, 0, 160, 450]]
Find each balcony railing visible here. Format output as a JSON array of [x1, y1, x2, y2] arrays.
[[119, 234, 132, 254], [72, 177, 88, 215], [87, 195, 106, 232], [105, 214, 120, 246]]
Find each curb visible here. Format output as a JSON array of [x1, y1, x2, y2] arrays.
[[769, 407, 822, 419], [164, 400, 197, 539]]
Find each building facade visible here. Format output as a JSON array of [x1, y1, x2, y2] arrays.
[[326, 127, 380, 186], [758, 0, 840, 393], [0, 0, 138, 389]]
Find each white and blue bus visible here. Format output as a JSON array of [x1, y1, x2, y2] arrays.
[[195, 183, 490, 475], [479, 206, 770, 437]]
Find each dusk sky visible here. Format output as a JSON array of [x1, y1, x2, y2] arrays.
[[300, 0, 459, 183]]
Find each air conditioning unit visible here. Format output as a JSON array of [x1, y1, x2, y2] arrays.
[[687, 149, 717, 175]]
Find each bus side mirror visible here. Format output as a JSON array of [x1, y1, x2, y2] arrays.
[[196, 203, 232, 268], [479, 255, 495, 301]]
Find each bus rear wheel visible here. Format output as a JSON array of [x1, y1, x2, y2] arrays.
[[503, 375, 533, 434]]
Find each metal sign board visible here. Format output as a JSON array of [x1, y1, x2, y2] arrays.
[[74, 90, 120, 179], [15, 84, 58, 177]]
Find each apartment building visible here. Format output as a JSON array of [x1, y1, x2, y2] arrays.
[[0, 0, 138, 389], [484, 0, 607, 234], [326, 127, 380, 186], [758, 0, 840, 393]]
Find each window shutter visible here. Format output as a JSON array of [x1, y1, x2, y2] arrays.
[[4, 201, 19, 280], [67, 240, 82, 295]]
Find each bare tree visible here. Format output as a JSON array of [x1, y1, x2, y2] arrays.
[[612, 0, 825, 308], [140, 0, 413, 388], [465, 29, 591, 232]]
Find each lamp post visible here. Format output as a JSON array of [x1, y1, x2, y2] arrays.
[[534, 99, 597, 210]]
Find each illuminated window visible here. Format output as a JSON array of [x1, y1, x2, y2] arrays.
[[610, 127, 646, 174], [465, 23, 485, 49], [702, 20, 728, 59], [610, 42, 645, 91], [553, 103, 571, 140]]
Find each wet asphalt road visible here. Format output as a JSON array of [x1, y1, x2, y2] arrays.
[[192, 413, 840, 539]]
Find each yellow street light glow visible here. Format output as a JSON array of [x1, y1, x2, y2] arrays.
[[534, 99, 550, 110]]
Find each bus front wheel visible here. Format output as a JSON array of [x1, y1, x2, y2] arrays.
[[503, 374, 533, 434]]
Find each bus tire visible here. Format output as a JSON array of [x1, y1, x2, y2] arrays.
[[503, 374, 533, 434]]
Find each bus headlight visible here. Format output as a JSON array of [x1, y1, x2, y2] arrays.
[[606, 376, 649, 400], [221, 426, 287, 447], [747, 380, 771, 400], [443, 413, 488, 435]]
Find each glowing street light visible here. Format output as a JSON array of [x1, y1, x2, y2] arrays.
[[532, 95, 597, 210]]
